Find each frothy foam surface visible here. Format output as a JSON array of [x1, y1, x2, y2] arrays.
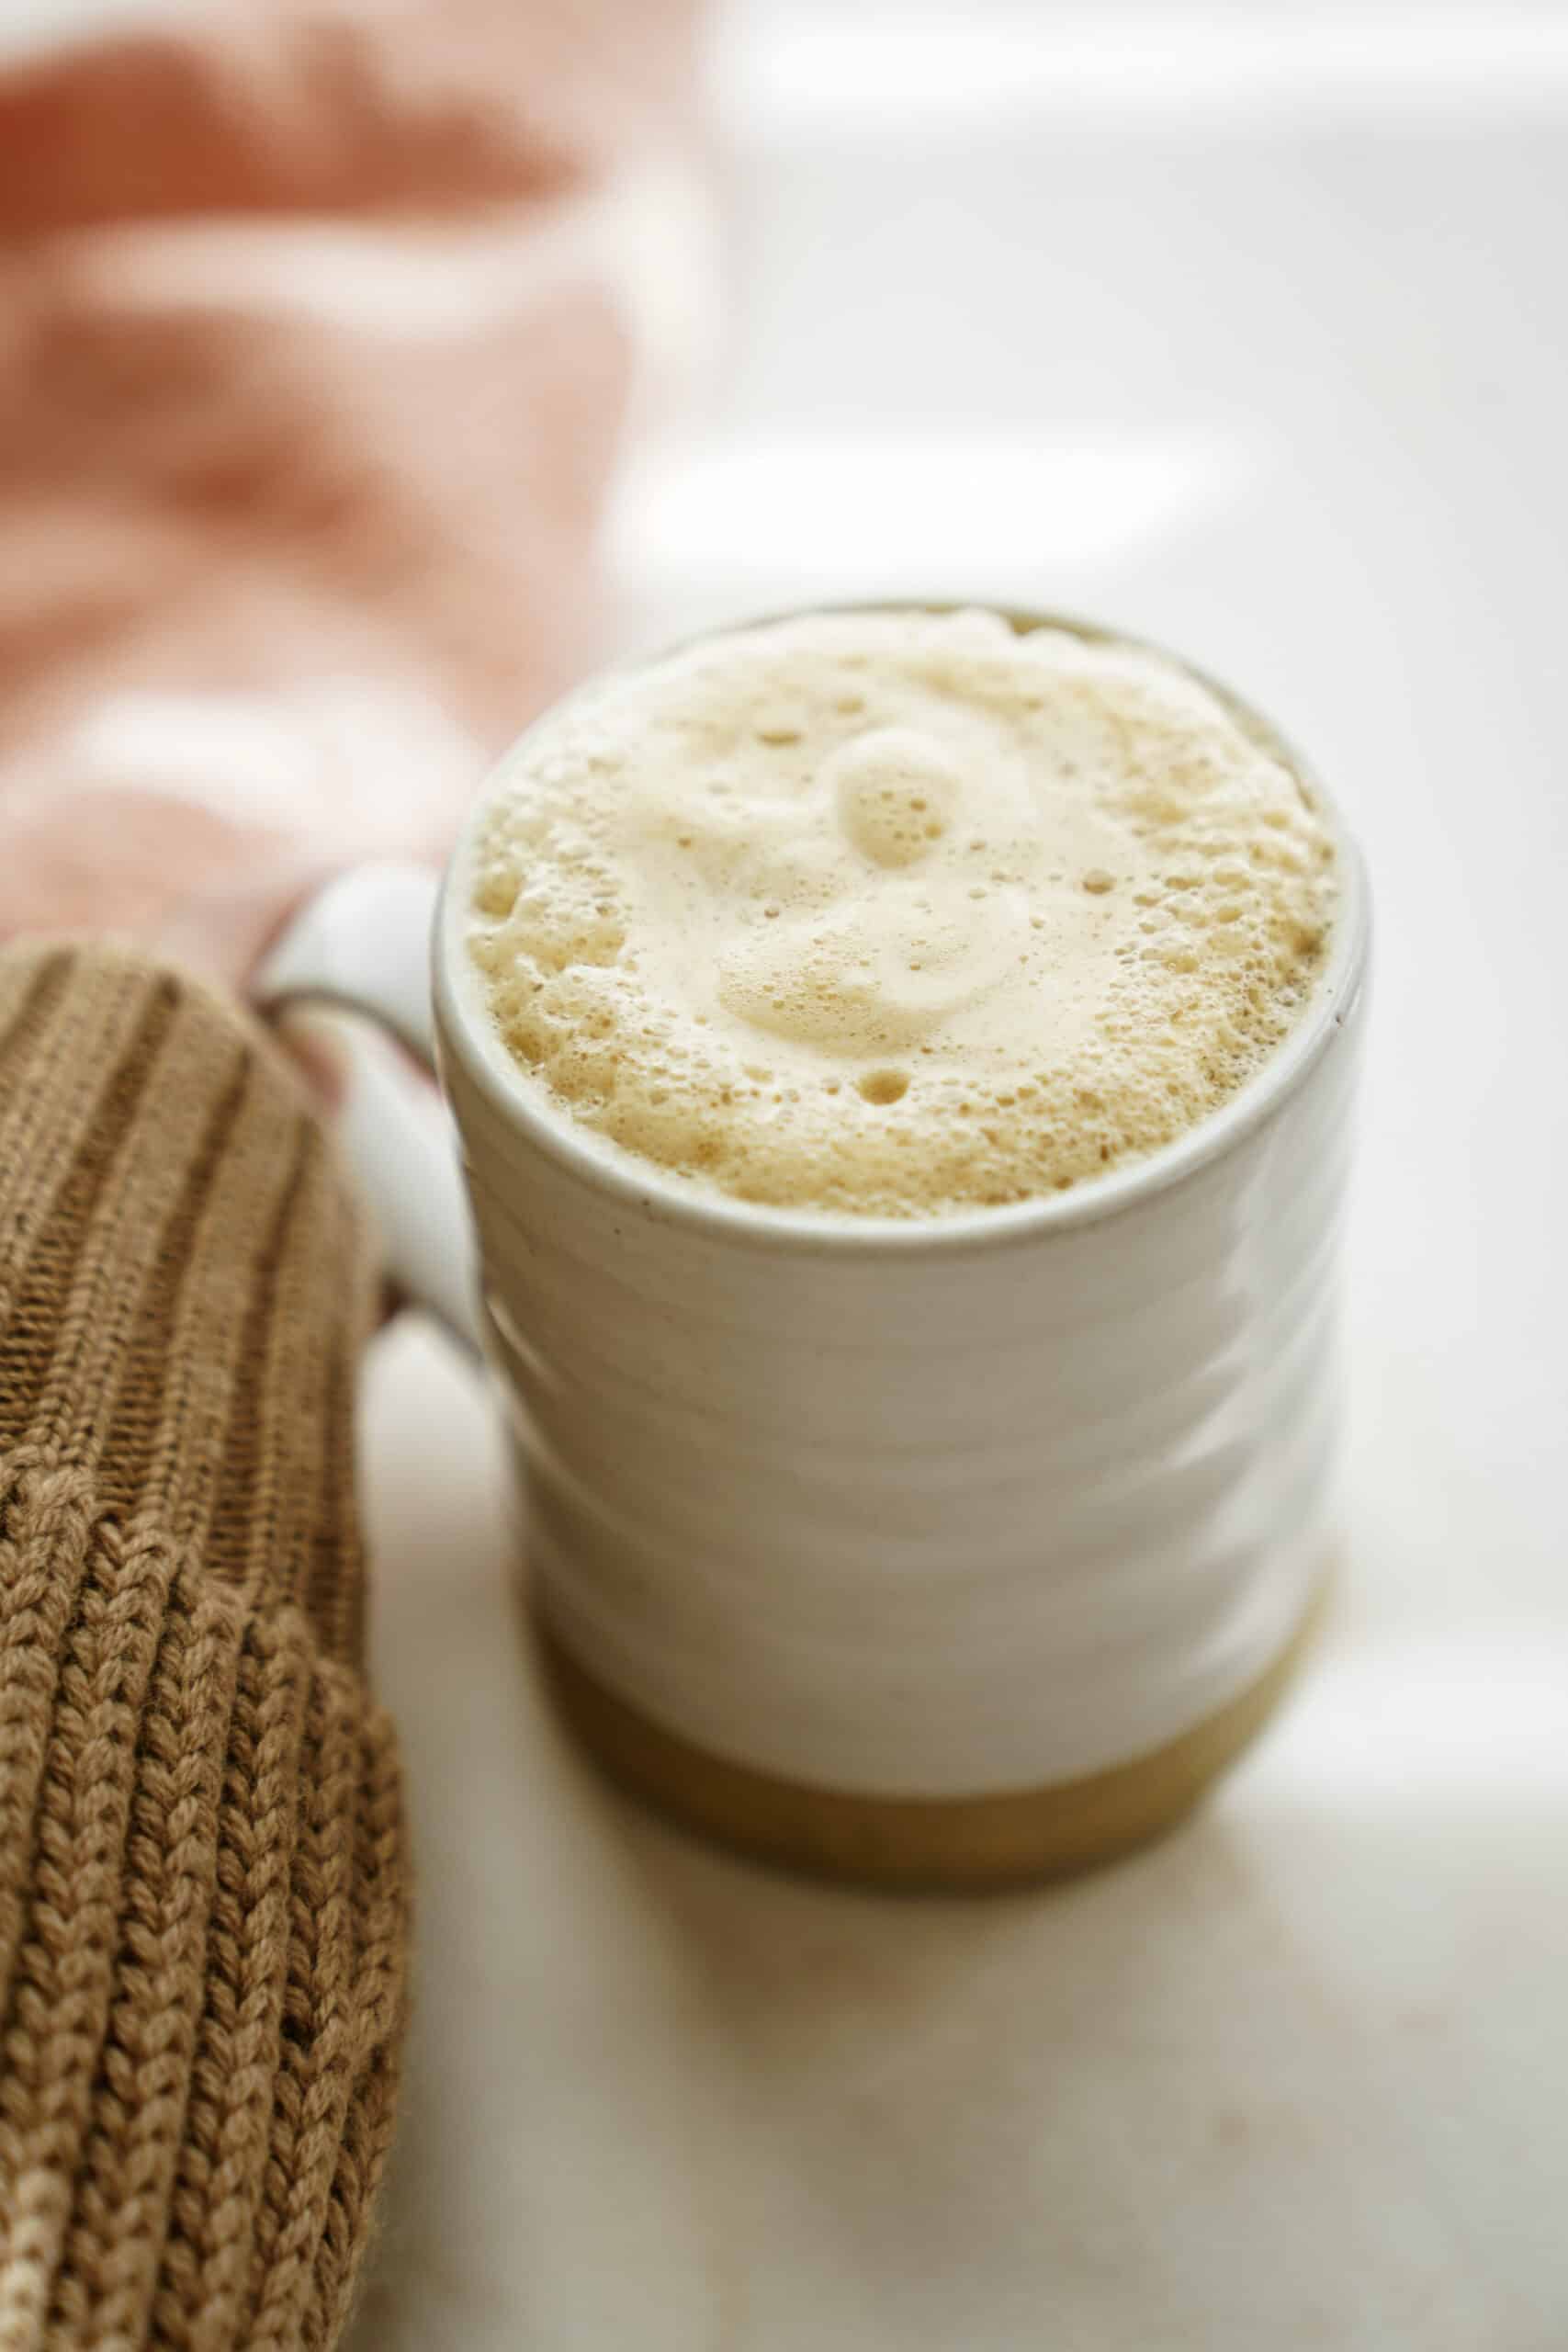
[[464, 609, 1337, 1216]]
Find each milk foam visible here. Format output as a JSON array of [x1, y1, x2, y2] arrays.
[[465, 609, 1337, 1216]]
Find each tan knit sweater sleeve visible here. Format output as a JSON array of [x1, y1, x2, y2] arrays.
[[0, 940, 410, 2352]]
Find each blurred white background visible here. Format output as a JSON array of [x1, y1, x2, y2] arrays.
[[352, 4, 1568, 2346]]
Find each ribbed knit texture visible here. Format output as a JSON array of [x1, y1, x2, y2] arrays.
[[0, 940, 409, 2352]]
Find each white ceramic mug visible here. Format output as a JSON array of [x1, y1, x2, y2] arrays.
[[257, 612, 1370, 1885]]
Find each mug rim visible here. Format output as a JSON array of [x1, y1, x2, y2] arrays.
[[433, 603, 1371, 1260]]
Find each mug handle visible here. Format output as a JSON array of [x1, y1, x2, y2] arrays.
[[253, 863, 483, 1357]]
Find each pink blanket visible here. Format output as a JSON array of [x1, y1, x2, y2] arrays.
[[0, 0, 704, 978]]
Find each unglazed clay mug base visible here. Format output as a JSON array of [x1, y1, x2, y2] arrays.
[[534, 1583, 1332, 1890], [258, 607, 1370, 1891]]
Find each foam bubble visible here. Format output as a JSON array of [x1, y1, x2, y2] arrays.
[[465, 609, 1338, 1216]]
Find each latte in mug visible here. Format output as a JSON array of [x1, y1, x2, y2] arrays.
[[466, 607, 1337, 1217], [439, 606, 1360, 1886]]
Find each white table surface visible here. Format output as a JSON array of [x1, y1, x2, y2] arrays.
[[348, 8, 1568, 2346]]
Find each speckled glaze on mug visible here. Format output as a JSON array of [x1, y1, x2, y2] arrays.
[[431, 608, 1371, 1886]]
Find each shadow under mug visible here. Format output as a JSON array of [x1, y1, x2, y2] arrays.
[[256, 610, 1371, 1890]]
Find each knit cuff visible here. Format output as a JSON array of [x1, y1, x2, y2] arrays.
[[0, 939, 409, 2352], [0, 940, 380, 1651]]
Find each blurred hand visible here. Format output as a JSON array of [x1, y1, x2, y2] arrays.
[[0, 678, 477, 989]]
